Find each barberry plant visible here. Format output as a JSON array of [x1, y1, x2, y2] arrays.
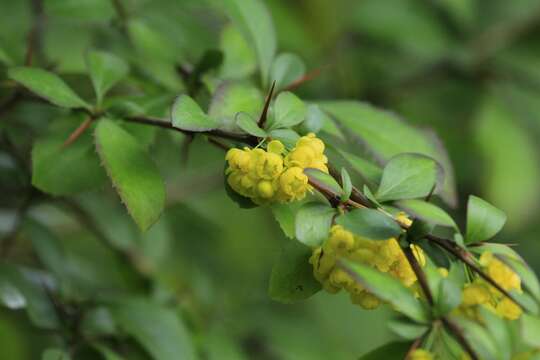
[[1, 0, 540, 359]]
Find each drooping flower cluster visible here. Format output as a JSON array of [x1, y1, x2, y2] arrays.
[[458, 251, 522, 320], [225, 133, 328, 204], [309, 216, 425, 309]]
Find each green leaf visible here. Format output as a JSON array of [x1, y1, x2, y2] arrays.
[[304, 168, 342, 197], [340, 168, 352, 202], [335, 208, 402, 240], [521, 314, 540, 348], [358, 342, 410, 360], [268, 241, 321, 303], [86, 50, 129, 106], [320, 101, 457, 206], [92, 345, 123, 360], [397, 199, 457, 229], [388, 319, 429, 340], [172, 95, 219, 132], [452, 316, 498, 360], [295, 202, 335, 246], [8, 67, 90, 109], [42, 348, 71, 360], [235, 112, 267, 137], [270, 203, 298, 239], [268, 129, 300, 148], [219, 24, 256, 79], [337, 149, 383, 186], [478, 307, 512, 360], [95, 119, 165, 231], [376, 153, 442, 202], [269, 53, 305, 89], [435, 277, 462, 316], [23, 220, 66, 281], [272, 91, 307, 129], [32, 116, 106, 195], [221, 0, 276, 85], [302, 104, 326, 134], [111, 299, 195, 360], [127, 20, 180, 63], [466, 195, 506, 244], [339, 260, 428, 322]]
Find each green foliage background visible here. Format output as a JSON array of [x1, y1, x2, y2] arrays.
[[1, 0, 540, 358]]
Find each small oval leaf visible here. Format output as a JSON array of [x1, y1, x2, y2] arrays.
[[335, 208, 402, 240], [171, 95, 219, 132]]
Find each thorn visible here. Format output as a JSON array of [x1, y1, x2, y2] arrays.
[[257, 80, 276, 128], [282, 65, 327, 92], [62, 117, 92, 149]]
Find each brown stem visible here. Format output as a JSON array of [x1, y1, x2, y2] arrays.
[[257, 81, 276, 128], [441, 317, 478, 360], [62, 117, 92, 148], [402, 244, 434, 306], [282, 66, 325, 92]]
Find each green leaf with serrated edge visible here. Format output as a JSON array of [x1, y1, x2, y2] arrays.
[[208, 82, 263, 132], [466, 195, 507, 244], [521, 314, 540, 348], [171, 95, 219, 132], [221, 0, 276, 86], [338, 149, 383, 186], [268, 128, 299, 148], [272, 91, 307, 129], [295, 202, 335, 246], [220, 24, 256, 79], [95, 119, 165, 231], [358, 342, 410, 360], [8, 67, 90, 109], [320, 101, 457, 206], [110, 299, 196, 360], [340, 168, 352, 202], [42, 348, 71, 360], [304, 168, 342, 197], [339, 259, 428, 322], [32, 116, 106, 195], [271, 203, 298, 239], [398, 199, 457, 229], [0, 264, 59, 329], [268, 241, 321, 303], [86, 50, 129, 106], [336, 208, 402, 240], [235, 112, 266, 137], [376, 153, 442, 202], [270, 53, 305, 89], [388, 319, 429, 340]]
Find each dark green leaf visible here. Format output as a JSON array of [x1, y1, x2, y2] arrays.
[[358, 342, 410, 360], [270, 53, 305, 89], [42, 348, 71, 360], [376, 153, 442, 202], [172, 95, 219, 132], [335, 208, 402, 240], [272, 91, 306, 129], [8, 67, 90, 109], [235, 112, 267, 137], [268, 241, 321, 303], [406, 219, 434, 243], [466, 195, 507, 244], [295, 202, 335, 246], [111, 299, 196, 360], [86, 50, 129, 106], [221, 0, 276, 85], [95, 118, 165, 231], [304, 168, 342, 197]]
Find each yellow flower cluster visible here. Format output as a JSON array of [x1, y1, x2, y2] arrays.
[[309, 216, 425, 310], [225, 133, 328, 204], [458, 251, 522, 320], [410, 349, 434, 360]]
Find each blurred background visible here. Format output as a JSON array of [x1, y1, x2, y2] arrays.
[[1, 0, 540, 358]]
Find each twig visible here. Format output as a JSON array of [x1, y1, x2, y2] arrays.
[[62, 117, 93, 148], [441, 317, 478, 360], [402, 244, 433, 305], [282, 66, 325, 92], [257, 81, 276, 128]]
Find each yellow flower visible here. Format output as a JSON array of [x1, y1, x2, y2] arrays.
[[285, 133, 328, 172], [462, 282, 492, 306], [350, 291, 381, 309], [325, 225, 355, 255], [495, 297, 522, 320], [277, 166, 310, 202], [267, 140, 284, 155], [409, 349, 434, 360], [480, 252, 521, 293], [329, 268, 354, 289]]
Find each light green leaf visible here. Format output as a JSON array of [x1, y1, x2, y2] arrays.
[[268, 241, 321, 303], [270, 53, 305, 89], [320, 101, 457, 206], [466, 195, 506, 244], [295, 202, 335, 246], [452, 316, 498, 360], [270, 203, 298, 239], [397, 199, 457, 229], [435, 277, 462, 316], [521, 314, 540, 348], [272, 91, 306, 129], [376, 153, 442, 202], [8, 67, 90, 109], [339, 260, 428, 322], [268, 128, 300, 148], [335, 208, 402, 240], [302, 104, 326, 134], [127, 20, 179, 63], [235, 112, 267, 137], [304, 168, 342, 197], [32, 116, 106, 195], [219, 24, 256, 79], [340, 168, 352, 202], [221, 0, 276, 85], [111, 299, 195, 360], [86, 50, 129, 106], [388, 319, 429, 340], [337, 149, 383, 186], [95, 119, 165, 231], [172, 95, 219, 132]]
